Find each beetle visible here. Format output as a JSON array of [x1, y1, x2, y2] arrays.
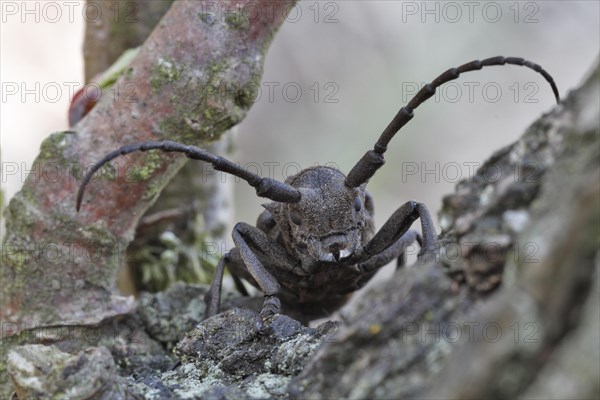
[[77, 56, 559, 329]]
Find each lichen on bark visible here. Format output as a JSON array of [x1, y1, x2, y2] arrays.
[[1, 1, 296, 397], [6, 62, 597, 398], [2, 3, 597, 399]]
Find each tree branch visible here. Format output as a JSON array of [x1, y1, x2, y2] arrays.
[[1, 0, 294, 327]]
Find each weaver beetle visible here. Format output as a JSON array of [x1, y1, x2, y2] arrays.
[[77, 56, 559, 328]]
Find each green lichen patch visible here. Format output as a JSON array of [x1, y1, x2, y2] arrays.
[[98, 161, 118, 182], [157, 110, 239, 144], [1, 247, 28, 292], [155, 56, 261, 144], [3, 191, 38, 233], [38, 131, 69, 161], [238, 56, 266, 107], [72, 160, 117, 185], [225, 11, 250, 31], [151, 57, 183, 91], [77, 219, 118, 247], [128, 150, 165, 182], [198, 12, 216, 26], [142, 177, 164, 202]]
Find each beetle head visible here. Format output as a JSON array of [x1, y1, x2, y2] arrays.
[[284, 166, 366, 263]]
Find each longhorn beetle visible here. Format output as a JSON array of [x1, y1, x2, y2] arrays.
[[77, 56, 559, 329]]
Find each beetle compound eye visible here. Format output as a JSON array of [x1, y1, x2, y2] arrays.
[[290, 211, 302, 225], [354, 197, 362, 212]]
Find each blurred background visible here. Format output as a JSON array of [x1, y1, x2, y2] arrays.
[[2, 1, 598, 272]]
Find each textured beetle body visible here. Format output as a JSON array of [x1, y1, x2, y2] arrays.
[[76, 56, 560, 327], [228, 166, 382, 321]]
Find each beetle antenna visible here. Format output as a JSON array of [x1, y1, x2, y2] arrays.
[[345, 56, 560, 188], [76, 140, 301, 211]]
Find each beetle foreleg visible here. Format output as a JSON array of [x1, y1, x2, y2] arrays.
[[359, 230, 420, 273], [231, 222, 302, 331], [204, 248, 253, 319], [364, 201, 437, 260]]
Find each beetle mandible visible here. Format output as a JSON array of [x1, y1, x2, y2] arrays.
[[77, 56, 560, 328]]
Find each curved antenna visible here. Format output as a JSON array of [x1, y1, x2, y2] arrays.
[[345, 56, 560, 188], [76, 140, 301, 211]]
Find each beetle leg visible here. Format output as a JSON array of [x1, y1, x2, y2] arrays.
[[231, 273, 249, 296], [364, 201, 437, 260], [232, 222, 302, 331], [204, 247, 253, 319], [219, 248, 253, 296], [395, 232, 424, 269], [204, 222, 301, 321], [405, 232, 424, 267], [359, 230, 420, 273], [204, 253, 228, 319]]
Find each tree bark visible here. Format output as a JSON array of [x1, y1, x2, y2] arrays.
[[83, 1, 175, 82], [2, 6, 597, 399], [81, 0, 235, 295], [1, 1, 294, 396], [289, 58, 600, 400]]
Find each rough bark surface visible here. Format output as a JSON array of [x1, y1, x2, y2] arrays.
[[2, 12, 598, 400], [84, 1, 175, 82], [5, 61, 598, 399], [1, 0, 292, 326], [289, 60, 600, 400], [123, 132, 235, 295], [82, 0, 234, 296], [1, 1, 293, 396]]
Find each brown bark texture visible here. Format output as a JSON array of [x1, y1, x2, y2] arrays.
[[83, 1, 175, 82], [6, 61, 597, 400], [289, 59, 600, 400], [82, 0, 235, 296], [2, 2, 598, 398], [0, 4, 293, 396]]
